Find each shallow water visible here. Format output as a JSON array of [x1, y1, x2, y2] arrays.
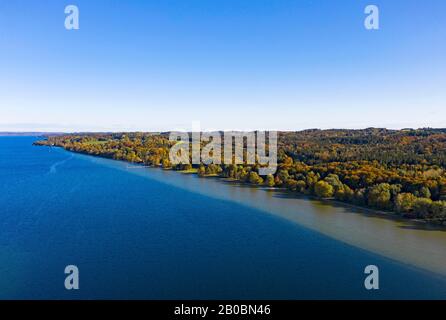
[[132, 162, 446, 277], [0, 137, 445, 299]]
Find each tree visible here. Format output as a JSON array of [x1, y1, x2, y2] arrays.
[[162, 158, 171, 168], [283, 156, 293, 167], [431, 201, 446, 220], [413, 198, 433, 219], [367, 183, 391, 209], [440, 183, 446, 201], [249, 172, 264, 185], [206, 164, 222, 175], [197, 164, 206, 176], [296, 180, 307, 193], [314, 181, 334, 198], [335, 184, 354, 201], [277, 169, 290, 183], [265, 174, 275, 187], [306, 171, 319, 192], [354, 189, 366, 205], [395, 193, 417, 214], [324, 174, 343, 193], [285, 179, 298, 190], [419, 186, 431, 199]]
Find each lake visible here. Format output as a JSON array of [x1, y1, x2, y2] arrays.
[[0, 136, 445, 299]]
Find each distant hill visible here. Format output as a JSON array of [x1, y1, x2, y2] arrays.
[[0, 132, 66, 137]]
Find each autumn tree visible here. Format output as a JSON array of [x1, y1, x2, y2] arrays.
[[314, 181, 334, 198]]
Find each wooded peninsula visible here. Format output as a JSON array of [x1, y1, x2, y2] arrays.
[[34, 128, 446, 225]]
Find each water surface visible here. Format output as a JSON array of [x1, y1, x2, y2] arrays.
[[0, 137, 445, 299]]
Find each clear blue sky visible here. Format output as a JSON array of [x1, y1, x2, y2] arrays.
[[0, 0, 445, 132]]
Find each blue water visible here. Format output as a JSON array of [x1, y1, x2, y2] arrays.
[[0, 137, 445, 299]]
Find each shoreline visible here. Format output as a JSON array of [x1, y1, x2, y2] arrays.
[[36, 142, 446, 230], [195, 172, 446, 230], [34, 142, 446, 277]]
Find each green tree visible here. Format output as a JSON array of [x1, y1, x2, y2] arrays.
[[419, 186, 431, 199], [413, 198, 433, 219], [296, 180, 307, 193], [285, 179, 298, 190], [314, 181, 334, 198], [265, 174, 275, 187], [162, 158, 171, 168], [367, 183, 392, 209], [324, 174, 343, 192], [197, 164, 206, 176], [431, 201, 446, 220], [395, 193, 417, 214], [249, 172, 264, 185]]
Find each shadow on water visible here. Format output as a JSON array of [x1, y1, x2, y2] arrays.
[[219, 177, 446, 233], [64, 151, 446, 277], [399, 224, 446, 231]]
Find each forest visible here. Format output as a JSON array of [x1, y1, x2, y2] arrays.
[[34, 128, 446, 225]]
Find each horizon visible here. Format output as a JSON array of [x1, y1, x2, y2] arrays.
[[1, 126, 446, 135]]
